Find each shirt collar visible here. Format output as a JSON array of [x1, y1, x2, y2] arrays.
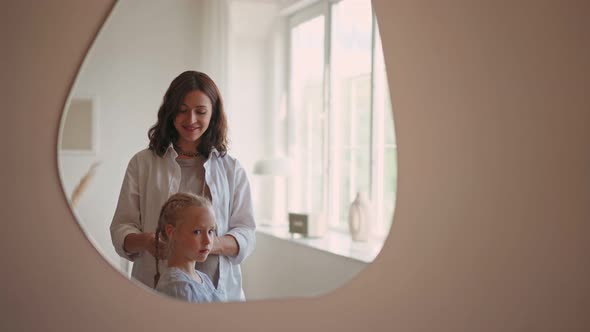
[[209, 147, 220, 158], [164, 143, 178, 159]]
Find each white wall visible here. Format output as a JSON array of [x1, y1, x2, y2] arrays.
[[58, 0, 222, 270], [226, 0, 287, 221]]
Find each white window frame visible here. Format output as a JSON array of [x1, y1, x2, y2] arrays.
[[286, 1, 330, 219]]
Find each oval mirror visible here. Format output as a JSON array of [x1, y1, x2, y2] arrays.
[[58, 0, 396, 303]]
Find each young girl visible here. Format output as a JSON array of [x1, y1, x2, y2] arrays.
[[153, 193, 225, 303]]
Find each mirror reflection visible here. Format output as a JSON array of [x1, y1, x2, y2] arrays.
[[58, 0, 396, 303]]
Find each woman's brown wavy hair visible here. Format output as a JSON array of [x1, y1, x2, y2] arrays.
[[148, 71, 228, 157]]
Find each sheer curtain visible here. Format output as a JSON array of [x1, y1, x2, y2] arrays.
[[196, 0, 230, 94]]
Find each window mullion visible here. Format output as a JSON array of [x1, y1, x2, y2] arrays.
[[324, 0, 336, 228]]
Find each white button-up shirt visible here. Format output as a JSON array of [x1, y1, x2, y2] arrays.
[[110, 145, 256, 301]]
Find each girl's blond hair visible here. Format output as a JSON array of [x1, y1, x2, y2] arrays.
[[153, 192, 215, 288]]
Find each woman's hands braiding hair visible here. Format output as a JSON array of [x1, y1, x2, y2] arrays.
[[146, 232, 167, 259], [153, 229, 165, 288]]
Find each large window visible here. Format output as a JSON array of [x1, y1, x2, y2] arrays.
[[287, 0, 396, 238], [288, 11, 326, 220]]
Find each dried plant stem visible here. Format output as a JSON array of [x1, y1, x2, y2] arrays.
[[71, 161, 101, 208]]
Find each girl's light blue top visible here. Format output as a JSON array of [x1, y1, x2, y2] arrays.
[[155, 267, 225, 303]]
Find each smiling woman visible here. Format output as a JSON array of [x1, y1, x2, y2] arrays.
[[174, 90, 213, 152], [57, 0, 396, 303], [148, 72, 227, 159], [109, 70, 255, 302]]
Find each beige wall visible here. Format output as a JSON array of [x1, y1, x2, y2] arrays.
[[1, 0, 589, 331]]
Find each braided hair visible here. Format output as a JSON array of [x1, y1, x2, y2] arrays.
[[153, 192, 214, 288]]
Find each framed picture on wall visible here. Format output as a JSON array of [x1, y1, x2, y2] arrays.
[[59, 96, 99, 154]]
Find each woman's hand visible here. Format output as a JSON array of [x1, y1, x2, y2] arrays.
[[123, 232, 167, 259], [210, 235, 222, 255], [210, 234, 239, 256], [144, 232, 167, 259]]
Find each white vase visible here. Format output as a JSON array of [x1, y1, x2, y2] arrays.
[[348, 192, 370, 242]]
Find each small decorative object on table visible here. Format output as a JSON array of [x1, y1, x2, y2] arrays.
[[348, 192, 371, 242], [288, 212, 308, 237], [288, 212, 327, 238]]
